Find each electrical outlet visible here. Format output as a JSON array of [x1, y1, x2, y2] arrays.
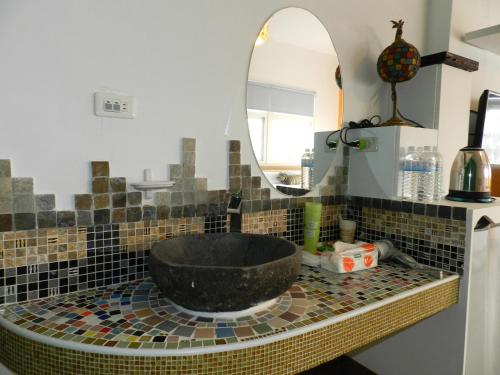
[[94, 92, 136, 119], [324, 140, 338, 152], [356, 137, 378, 152]]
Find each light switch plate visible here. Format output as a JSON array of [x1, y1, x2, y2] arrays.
[[94, 92, 136, 119]]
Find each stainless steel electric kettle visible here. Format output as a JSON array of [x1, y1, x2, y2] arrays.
[[446, 147, 494, 203]]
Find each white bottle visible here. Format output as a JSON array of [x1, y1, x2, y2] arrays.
[[301, 149, 312, 189], [432, 146, 443, 201], [401, 146, 421, 200], [418, 146, 437, 201]]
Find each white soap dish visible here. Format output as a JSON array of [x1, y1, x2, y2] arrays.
[[130, 181, 175, 191]]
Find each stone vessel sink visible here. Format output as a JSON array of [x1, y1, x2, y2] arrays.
[[149, 233, 301, 312]]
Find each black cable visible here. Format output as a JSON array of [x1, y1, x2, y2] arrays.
[[325, 129, 341, 147], [397, 109, 424, 128]]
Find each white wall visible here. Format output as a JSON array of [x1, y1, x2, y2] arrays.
[[249, 39, 339, 132], [0, 0, 427, 209], [449, 0, 500, 110]]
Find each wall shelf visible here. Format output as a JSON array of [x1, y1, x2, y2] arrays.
[[464, 24, 500, 56]]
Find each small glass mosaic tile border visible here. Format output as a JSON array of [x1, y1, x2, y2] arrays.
[[0, 199, 466, 306], [0, 278, 458, 375], [346, 198, 467, 274]]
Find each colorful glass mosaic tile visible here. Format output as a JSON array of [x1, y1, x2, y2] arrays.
[[0, 263, 453, 352]]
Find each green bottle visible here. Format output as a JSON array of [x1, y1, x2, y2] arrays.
[[303, 202, 322, 252]]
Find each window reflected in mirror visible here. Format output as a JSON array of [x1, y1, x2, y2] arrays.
[[247, 7, 342, 195]]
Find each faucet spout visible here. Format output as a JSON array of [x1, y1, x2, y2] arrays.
[[227, 192, 242, 232]]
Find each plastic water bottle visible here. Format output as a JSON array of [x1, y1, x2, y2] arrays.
[[309, 149, 315, 188], [432, 146, 443, 201], [401, 146, 421, 200], [301, 149, 313, 189], [418, 146, 438, 201]]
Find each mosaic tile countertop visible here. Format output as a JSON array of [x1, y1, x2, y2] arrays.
[[0, 263, 458, 356]]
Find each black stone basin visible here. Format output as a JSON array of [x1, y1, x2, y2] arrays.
[[149, 233, 301, 312]]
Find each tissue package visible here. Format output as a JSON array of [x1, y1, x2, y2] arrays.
[[321, 243, 378, 273]]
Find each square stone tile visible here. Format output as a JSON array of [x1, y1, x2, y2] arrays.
[[182, 138, 196, 152], [93, 209, 110, 225], [154, 192, 170, 206], [171, 192, 183, 206], [35, 194, 55, 211], [142, 206, 156, 220], [196, 203, 207, 216], [37, 211, 56, 229], [195, 178, 207, 192], [126, 207, 142, 222], [57, 211, 76, 227], [92, 178, 109, 194], [195, 191, 208, 205], [91, 161, 109, 177], [111, 208, 126, 223], [0, 196, 12, 214], [112, 193, 126, 208], [157, 205, 170, 220], [250, 189, 261, 200], [242, 177, 251, 189], [0, 214, 13, 231], [182, 205, 196, 217], [182, 178, 195, 191], [93, 194, 110, 209], [183, 192, 195, 205], [110, 177, 126, 193], [229, 153, 240, 166], [75, 194, 92, 210], [229, 177, 241, 193], [170, 206, 182, 218], [169, 164, 182, 180], [229, 140, 240, 152], [229, 165, 241, 177], [183, 152, 196, 166], [0, 177, 12, 197], [14, 213, 36, 230], [241, 165, 251, 176], [208, 191, 219, 204], [0, 160, 11, 177], [261, 188, 271, 200], [183, 166, 195, 178], [251, 176, 261, 188], [127, 192, 142, 206], [13, 194, 35, 213], [76, 211, 93, 227], [12, 178, 33, 194]]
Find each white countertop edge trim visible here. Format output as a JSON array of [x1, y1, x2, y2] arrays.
[[0, 274, 459, 357]]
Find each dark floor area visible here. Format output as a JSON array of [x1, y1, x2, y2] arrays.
[[300, 355, 377, 374]]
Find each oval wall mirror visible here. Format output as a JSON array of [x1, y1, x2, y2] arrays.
[[246, 7, 342, 196]]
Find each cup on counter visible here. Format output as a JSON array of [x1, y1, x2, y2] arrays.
[[339, 219, 356, 243]]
